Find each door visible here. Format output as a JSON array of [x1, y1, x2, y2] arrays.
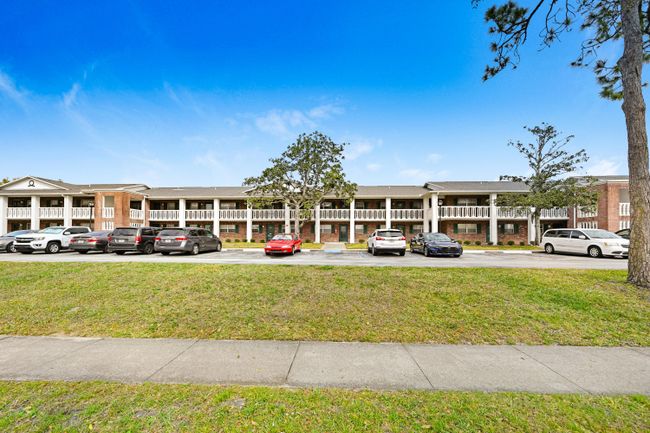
[[266, 224, 275, 241], [570, 230, 590, 254], [339, 224, 348, 242]]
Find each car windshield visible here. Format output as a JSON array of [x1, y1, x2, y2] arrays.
[[39, 227, 65, 234], [271, 235, 292, 241], [581, 229, 621, 239], [112, 228, 138, 236], [159, 229, 186, 237], [424, 233, 452, 242], [89, 231, 111, 236], [5, 230, 30, 237], [377, 230, 403, 237]]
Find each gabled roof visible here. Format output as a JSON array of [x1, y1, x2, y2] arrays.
[[425, 180, 529, 193]]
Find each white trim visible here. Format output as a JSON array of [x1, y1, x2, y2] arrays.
[[0, 176, 68, 191]]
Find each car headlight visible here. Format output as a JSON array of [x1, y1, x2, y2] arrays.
[[33, 236, 45, 241], [603, 242, 619, 247]]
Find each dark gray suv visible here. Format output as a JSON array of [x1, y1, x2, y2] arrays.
[[109, 227, 160, 255], [154, 228, 222, 255]]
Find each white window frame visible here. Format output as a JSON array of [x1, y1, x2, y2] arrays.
[[458, 223, 478, 234]]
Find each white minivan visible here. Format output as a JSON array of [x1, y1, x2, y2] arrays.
[[541, 228, 629, 258]]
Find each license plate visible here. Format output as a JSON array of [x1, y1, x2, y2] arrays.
[[117, 239, 125, 243], [77, 240, 85, 244], [164, 239, 172, 243]]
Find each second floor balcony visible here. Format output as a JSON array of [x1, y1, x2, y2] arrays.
[[439, 206, 490, 219], [620, 202, 631, 216]]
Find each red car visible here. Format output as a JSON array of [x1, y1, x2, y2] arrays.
[[264, 234, 302, 255]]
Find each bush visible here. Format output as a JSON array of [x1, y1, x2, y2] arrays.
[[520, 241, 526, 246], [474, 241, 481, 246], [507, 240, 515, 246], [463, 240, 471, 245], [225, 238, 232, 243], [304, 239, 312, 243], [358, 238, 365, 243], [249, 239, 255, 243], [497, 241, 503, 246]]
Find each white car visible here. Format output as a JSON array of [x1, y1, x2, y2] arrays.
[[541, 228, 629, 258], [13, 226, 91, 254], [367, 229, 407, 256]]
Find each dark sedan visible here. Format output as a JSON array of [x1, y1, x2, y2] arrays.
[[615, 228, 630, 239], [69, 230, 112, 254], [0, 230, 37, 253], [410, 232, 463, 257]]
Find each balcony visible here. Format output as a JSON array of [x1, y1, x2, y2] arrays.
[[252, 209, 285, 221], [290, 209, 315, 220], [320, 208, 350, 221], [620, 202, 631, 216], [184, 209, 214, 221], [102, 207, 115, 219], [130, 209, 145, 220], [219, 209, 247, 221], [577, 208, 597, 218], [39, 207, 64, 219], [439, 206, 490, 219], [72, 207, 94, 219], [6, 207, 31, 219], [497, 207, 528, 219], [354, 209, 386, 221], [391, 209, 424, 220], [540, 208, 568, 219], [149, 209, 179, 221]]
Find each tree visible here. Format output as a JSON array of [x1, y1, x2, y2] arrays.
[[498, 123, 598, 245], [1, 178, 9, 185], [474, 0, 650, 288], [243, 131, 357, 237]]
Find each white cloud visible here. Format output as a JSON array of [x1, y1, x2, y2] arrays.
[[427, 153, 442, 163], [586, 159, 622, 176], [399, 168, 434, 182], [193, 151, 222, 169], [255, 109, 316, 136], [345, 141, 374, 161], [366, 163, 382, 172], [308, 103, 344, 119], [0, 70, 28, 108], [62, 83, 81, 108]]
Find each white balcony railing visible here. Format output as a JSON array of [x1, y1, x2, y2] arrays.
[[497, 207, 529, 219], [102, 207, 115, 219], [577, 208, 597, 218], [184, 209, 214, 221], [320, 208, 350, 221], [149, 209, 179, 221], [251, 209, 285, 220], [540, 208, 568, 219], [219, 209, 248, 221], [39, 207, 64, 219], [391, 209, 424, 220], [289, 209, 315, 220], [72, 207, 94, 219], [439, 206, 490, 219], [130, 209, 145, 220], [6, 207, 31, 219], [620, 202, 631, 216], [354, 209, 386, 221]]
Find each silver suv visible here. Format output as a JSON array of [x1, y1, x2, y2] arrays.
[[367, 229, 407, 256]]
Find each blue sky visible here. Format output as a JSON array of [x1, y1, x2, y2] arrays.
[[0, 1, 631, 186]]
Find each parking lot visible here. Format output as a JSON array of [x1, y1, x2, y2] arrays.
[[0, 249, 629, 270]]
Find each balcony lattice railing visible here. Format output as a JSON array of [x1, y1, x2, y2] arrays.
[[219, 209, 248, 221], [391, 209, 424, 220], [130, 209, 145, 220], [102, 207, 115, 219], [320, 208, 350, 221], [619, 202, 631, 216], [354, 209, 386, 221], [149, 209, 179, 221], [72, 207, 94, 219], [39, 207, 64, 219], [439, 206, 490, 219], [252, 209, 285, 221], [6, 207, 31, 219], [540, 208, 568, 219], [185, 209, 213, 221]]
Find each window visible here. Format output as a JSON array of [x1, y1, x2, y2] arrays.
[[321, 202, 333, 209], [456, 223, 478, 234], [411, 224, 424, 234], [103, 196, 115, 207], [221, 224, 238, 233], [355, 224, 367, 234], [456, 198, 478, 206], [619, 188, 630, 203], [320, 224, 333, 234], [503, 223, 516, 234], [252, 224, 263, 233], [221, 202, 238, 210]]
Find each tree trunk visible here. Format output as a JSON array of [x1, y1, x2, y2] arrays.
[[620, 0, 650, 288], [293, 204, 300, 236], [534, 211, 542, 246]]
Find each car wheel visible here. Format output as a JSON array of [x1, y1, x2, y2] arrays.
[[102, 245, 110, 253], [424, 246, 430, 257], [399, 249, 406, 256], [216, 242, 222, 252], [78, 250, 88, 254], [7, 242, 16, 253], [115, 251, 125, 255], [544, 243, 555, 254], [143, 243, 155, 255], [191, 243, 200, 255], [290, 246, 295, 255], [45, 242, 60, 254], [265, 252, 271, 256], [588, 245, 602, 258], [372, 246, 378, 256]]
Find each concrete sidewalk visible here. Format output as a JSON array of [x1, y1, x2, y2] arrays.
[[0, 335, 648, 394]]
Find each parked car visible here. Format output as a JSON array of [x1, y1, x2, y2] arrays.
[[264, 233, 302, 255], [615, 228, 630, 239], [541, 228, 629, 258], [69, 230, 112, 254], [410, 232, 463, 257], [109, 227, 160, 255], [154, 228, 222, 255], [0, 230, 37, 253], [13, 226, 91, 254], [367, 229, 406, 256]]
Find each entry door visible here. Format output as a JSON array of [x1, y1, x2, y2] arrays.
[[339, 224, 348, 242], [266, 224, 275, 241]]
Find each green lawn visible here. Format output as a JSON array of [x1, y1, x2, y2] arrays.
[[0, 381, 647, 433], [0, 263, 648, 345]]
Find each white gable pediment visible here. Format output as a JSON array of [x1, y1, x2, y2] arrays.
[[1, 177, 66, 191]]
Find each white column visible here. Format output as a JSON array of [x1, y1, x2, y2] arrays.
[[31, 195, 39, 230], [284, 203, 290, 233], [0, 196, 7, 235], [489, 193, 498, 245], [246, 204, 253, 242], [213, 199, 220, 235], [349, 200, 355, 243], [315, 204, 321, 243], [385, 197, 392, 229], [63, 195, 72, 226], [528, 209, 536, 244], [141, 197, 147, 225], [178, 199, 186, 227], [431, 194, 439, 233]]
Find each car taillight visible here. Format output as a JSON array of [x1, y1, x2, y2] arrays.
[[135, 235, 142, 244], [155, 237, 161, 241], [400, 236, 406, 240], [376, 236, 385, 240], [70, 239, 76, 243], [87, 238, 97, 243], [108, 236, 113, 242], [175, 236, 188, 241]]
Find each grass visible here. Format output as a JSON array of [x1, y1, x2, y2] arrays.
[[0, 263, 648, 345], [0, 381, 648, 433], [225, 241, 324, 249]]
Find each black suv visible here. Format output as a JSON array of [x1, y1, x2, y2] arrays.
[[109, 227, 160, 255]]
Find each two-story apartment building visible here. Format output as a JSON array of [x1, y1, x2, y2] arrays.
[[0, 175, 632, 244]]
